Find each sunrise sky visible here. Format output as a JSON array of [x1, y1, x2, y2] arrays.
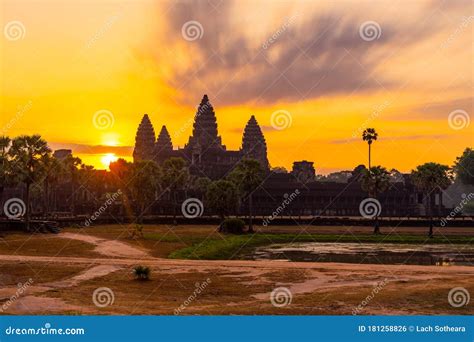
[[1, 0, 472, 173]]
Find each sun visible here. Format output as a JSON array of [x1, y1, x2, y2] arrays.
[[101, 153, 118, 169]]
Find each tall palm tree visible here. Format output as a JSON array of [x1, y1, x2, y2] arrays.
[[161, 157, 189, 224], [362, 128, 378, 169], [129, 160, 161, 224], [206, 180, 239, 230], [8, 135, 51, 230], [411, 163, 452, 237], [228, 159, 265, 233], [361, 166, 390, 234], [0, 136, 12, 214]]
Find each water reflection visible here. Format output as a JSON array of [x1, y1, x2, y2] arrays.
[[246, 243, 474, 266]]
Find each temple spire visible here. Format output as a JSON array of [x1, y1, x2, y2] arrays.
[[186, 94, 223, 150], [133, 114, 155, 161], [241, 115, 269, 169], [155, 125, 173, 154]]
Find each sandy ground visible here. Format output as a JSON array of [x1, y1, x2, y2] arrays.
[[0, 231, 473, 315]]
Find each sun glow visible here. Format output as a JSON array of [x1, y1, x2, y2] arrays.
[[100, 153, 118, 170]]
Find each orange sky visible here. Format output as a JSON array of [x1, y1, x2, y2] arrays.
[[1, 0, 472, 173]]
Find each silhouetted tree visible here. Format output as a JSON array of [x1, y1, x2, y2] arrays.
[[0, 136, 12, 214], [161, 158, 189, 224], [8, 135, 51, 230], [229, 159, 265, 233], [362, 128, 378, 169], [129, 161, 161, 224], [361, 166, 390, 234], [411, 163, 452, 237], [454, 148, 474, 185], [206, 180, 239, 229]]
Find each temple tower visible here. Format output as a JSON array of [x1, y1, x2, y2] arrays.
[[241, 115, 269, 169], [133, 114, 156, 161], [186, 95, 224, 151], [155, 125, 173, 154]]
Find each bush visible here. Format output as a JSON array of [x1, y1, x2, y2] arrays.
[[219, 218, 245, 234], [132, 265, 150, 280]]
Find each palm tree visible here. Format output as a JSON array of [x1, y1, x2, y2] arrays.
[[228, 159, 265, 233], [8, 135, 51, 230], [129, 161, 161, 224], [411, 163, 452, 237], [60, 155, 82, 214], [0, 136, 12, 214], [361, 166, 390, 234], [362, 128, 378, 169], [161, 158, 189, 224], [206, 180, 239, 230]]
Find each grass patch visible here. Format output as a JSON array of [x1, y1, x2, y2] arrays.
[[168, 233, 474, 260]]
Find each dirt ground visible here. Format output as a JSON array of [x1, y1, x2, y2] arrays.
[[0, 225, 472, 315]]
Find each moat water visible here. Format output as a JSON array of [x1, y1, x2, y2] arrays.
[[244, 242, 474, 266]]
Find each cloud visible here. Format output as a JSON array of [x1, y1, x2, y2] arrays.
[[49, 142, 133, 155]]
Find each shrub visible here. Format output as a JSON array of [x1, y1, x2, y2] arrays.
[[132, 265, 150, 280], [219, 218, 245, 234]]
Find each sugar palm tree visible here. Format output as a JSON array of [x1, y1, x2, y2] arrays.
[[411, 163, 452, 237], [362, 128, 378, 169], [361, 166, 390, 234], [0, 136, 12, 214], [228, 159, 265, 233], [161, 157, 189, 224], [206, 179, 239, 230], [8, 135, 51, 230]]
